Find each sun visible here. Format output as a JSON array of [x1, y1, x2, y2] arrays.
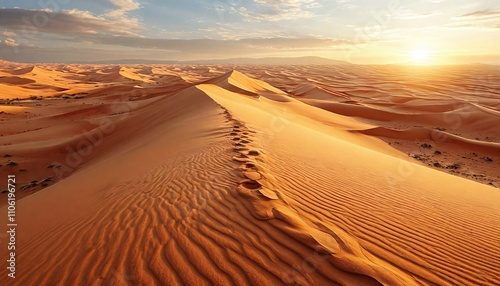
[[411, 49, 429, 63]]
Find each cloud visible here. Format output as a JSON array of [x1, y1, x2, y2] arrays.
[[458, 10, 500, 19], [238, 0, 321, 21], [395, 10, 441, 20], [2, 31, 16, 37], [0, 35, 351, 62], [2, 38, 18, 47], [240, 37, 350, 49], [106, 0, 141, 18], [0, 8, 141, 36], [335, 0, 356, 9], [87, 36, 350, 53], [110, 0, 141, 11], [451, 10, 500, 30], [0, 43, 169, 63]]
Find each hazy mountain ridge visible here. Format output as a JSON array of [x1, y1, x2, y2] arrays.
[[76, 56, 350, 65]]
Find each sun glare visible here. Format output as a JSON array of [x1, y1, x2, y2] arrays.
[[411, 49, 429, 63]]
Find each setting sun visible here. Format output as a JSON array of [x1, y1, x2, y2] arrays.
[[411, 49, 430, 63]]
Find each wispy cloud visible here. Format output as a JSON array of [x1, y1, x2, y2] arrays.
[[458, 10, 500, 19], [2, 31, 16, 37], [106, 0, 141, 18], [0, 8, 141, 36], [335, 0, 356, 9], [451, 9, 500, 29], [88, 36, 350, 53], [110, 0, 141, 11], [395, 10, 441, 20], [2, 38, 18, 47], [238, 0, 321, 21], [0, 35, 351, 62]]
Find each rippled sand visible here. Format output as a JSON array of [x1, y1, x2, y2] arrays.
[[0, 61, 499, 285]]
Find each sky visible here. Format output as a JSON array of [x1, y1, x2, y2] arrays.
[[0, 0, 499, 64]]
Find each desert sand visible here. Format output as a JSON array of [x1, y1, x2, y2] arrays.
[[0, 61, 499, 285]]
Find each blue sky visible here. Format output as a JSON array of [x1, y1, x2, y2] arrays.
[[1, 0, 499, 63]]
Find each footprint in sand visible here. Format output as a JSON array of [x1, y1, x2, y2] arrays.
[[238, 180, 279, 200], [232, 154, 252, 163], [223, 109, 278, 200], [238, 162, 257, 171], [243, 163, 257, 169], [247, 150, 259, 156], [239, 180, 261, 190], [243, 171, 262, 180], [233, 147, 249, 152]]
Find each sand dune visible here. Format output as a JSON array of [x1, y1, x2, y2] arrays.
[[357, 126, 500, 153], [204, 70, 286, 96], [119, 67, 153, 83], [10, 66, 39, 75], [0, 76, 36, 85], [84, 66, 146, 83], [288, 83, 350, 101], [0, 63, 499, 285], [302, 99, 500, 134]]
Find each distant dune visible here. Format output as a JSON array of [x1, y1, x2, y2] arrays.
[[82, 56, 351, 65], [0, 62, 499, 285]]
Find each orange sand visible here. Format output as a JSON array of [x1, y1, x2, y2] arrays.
[[0, 61, 499, 285]]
